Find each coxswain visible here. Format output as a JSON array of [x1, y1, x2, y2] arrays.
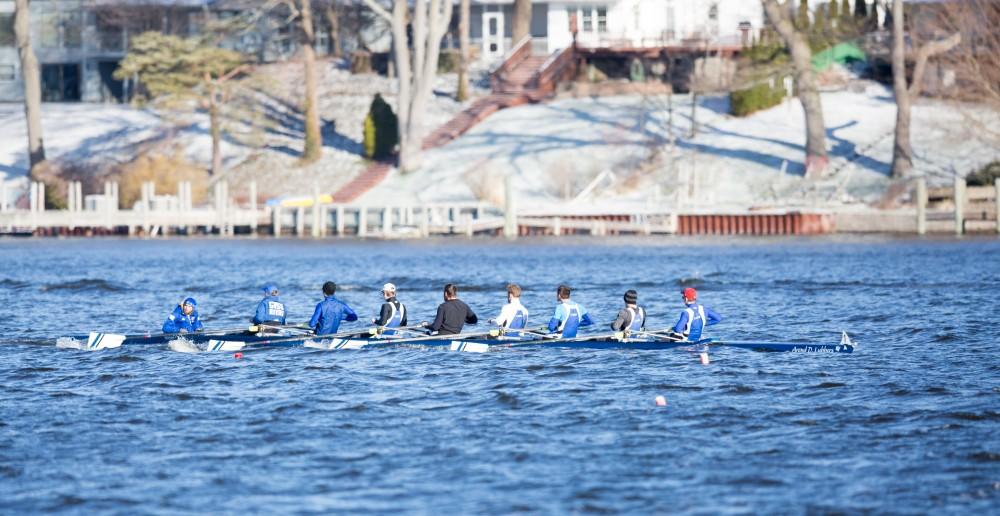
[[494, 283, 529, 336], [253, 284, 287, 327], [308, 281, 358, 335], [668, 287, 721, 341], [547, 284, 593, 338], [162, 297, 203, 334], [427, 283, 478, 335], [372, 283, 406, 335], [610, 289, 645, 333]]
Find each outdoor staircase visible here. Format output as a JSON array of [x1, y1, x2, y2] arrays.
[[493, 55, 549, 94]]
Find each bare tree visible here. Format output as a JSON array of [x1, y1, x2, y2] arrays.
[[935, 0, 1000, 142], [14, 0, 45, 172], [361, 0, 453, 171], [512, 0, 532, 44], [890, 0, 960, 178], [321, 1, 343, 57], [457, 0, 470, 102], [295, 0, 323, 163], [762, 0, 827, 179]]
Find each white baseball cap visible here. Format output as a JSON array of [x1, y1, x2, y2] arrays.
[[383, 283, 396, 293]]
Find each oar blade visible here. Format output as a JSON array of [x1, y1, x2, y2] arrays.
[[87, 332, 126, 350]]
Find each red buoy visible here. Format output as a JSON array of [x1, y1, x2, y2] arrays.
[[234, 352, 243, 359]]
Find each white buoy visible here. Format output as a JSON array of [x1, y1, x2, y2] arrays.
[[655, 395, 667, 407], [699, 352, 710, 365]]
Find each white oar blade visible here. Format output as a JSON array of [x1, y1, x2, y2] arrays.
[[206, 339, 246, 352], [86, 332, 126, 350], [450, 341, 489, 353]]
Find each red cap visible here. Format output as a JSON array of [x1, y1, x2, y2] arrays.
[[681, 287, 697, 301]]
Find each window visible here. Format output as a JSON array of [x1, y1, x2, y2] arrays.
[[582, 8, 592, 32], [0, 14, 14, 47], [597, 8, 608, 33], [0, 65, 14, 82], [569, 5, 608, 34]]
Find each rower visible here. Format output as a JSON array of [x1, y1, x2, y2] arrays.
[[547, 284, 593, 338], [668, 287, 721, 341], [372, 283, 406, 335], [162, 297, 203, 334], [253, 284, 287, 328], [309, 281, 358, 335], [610, 289, 645, 334], [494, 283, 529, 336], [426, 283, 477, 335]]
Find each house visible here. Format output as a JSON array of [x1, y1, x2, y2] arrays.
[[0, 0, 332, 103], [468, 0, 765, 61]]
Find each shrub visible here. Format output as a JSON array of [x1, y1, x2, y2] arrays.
[[438, 49, 461, 74], [350, 51, 372, 74], [363, 93, 398, 160], [966, 161, 1000, 186], [730, 80, 786, 117], [113, 150, 209, 208]]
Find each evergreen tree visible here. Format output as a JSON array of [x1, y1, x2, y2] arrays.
[[854, 0, 868, 19], [829, 0, 839, 21], [797, 0, 811, 30], [867, 1, 880, 31], [883, 5, 893, 29], [814, 4, 829, 38]]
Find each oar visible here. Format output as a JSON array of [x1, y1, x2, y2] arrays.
[[200, 323, 430, 352]]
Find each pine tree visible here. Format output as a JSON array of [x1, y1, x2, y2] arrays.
[[883, 5, 893, 29], [854, 0, 868, 19], [867, 1, 880, 31], [829, 0, 839, 21], [797, 0, 811, 30], [814, 4, 829, 43]]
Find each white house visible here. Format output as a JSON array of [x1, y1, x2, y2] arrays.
[[469, 0, 765, 60]]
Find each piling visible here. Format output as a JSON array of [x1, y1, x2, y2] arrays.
[[916, 177, 927, 235], [953, 176, 965, 235], [295, 206, 305, 236], [336, 205, 345, 236], [504, 174, 517, 240], [249, 181, 258, 235], [272, 206, 282, 237], [995, 178, 1000, 234], [421, 207, 430, 237], [553, 216, 562, 236], [358, 206, 368, 237], [382, 207, 392, 237], [311, 186, 321, 238]]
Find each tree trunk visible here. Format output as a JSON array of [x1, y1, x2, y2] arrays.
[[890, 0, 960, 178], [512, 0, 532, 44], [325, 4, 342, 58], [457, 0, 470, 102], [14, 0, 45, 174], [363, 0, 452, 172], [209, 95, 221, 176], [762, 0, 828, 179], [890, 0, 912, 178], [300, 0, 323, 164]]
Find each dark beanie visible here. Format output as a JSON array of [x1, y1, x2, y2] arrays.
[[624, 289, 638, 304]]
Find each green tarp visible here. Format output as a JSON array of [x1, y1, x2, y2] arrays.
[[812, 42, 867, 71]]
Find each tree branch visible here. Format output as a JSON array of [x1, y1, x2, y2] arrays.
[[909, 32, 961, 98], [360, 0, 392, 22]]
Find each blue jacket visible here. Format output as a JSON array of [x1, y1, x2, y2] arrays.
[[162, 305, 203, 334], [253, 295, 287, 325], [672, 302, 722, 341], [547, 301, 594, 338], [309, 295, 358, 335]]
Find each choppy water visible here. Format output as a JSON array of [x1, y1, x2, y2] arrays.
[[1, 237, 998, 513]]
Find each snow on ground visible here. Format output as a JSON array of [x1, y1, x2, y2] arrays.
[[0, 58, 489, 203], [359, 82, 1000, 211]]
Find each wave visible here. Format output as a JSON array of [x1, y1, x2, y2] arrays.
[[40, 278, 129, 293]]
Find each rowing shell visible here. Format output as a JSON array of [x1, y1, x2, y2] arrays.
[[198, 332, 858, 354]]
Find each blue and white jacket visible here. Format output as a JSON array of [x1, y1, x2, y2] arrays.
[[547, 300, 594, 338], [162, 305, 203, 334], [672, 302, 722, 341], [253, 295, 287, 325]]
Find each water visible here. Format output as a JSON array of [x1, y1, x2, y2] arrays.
[[1, 237, 998, 513]]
